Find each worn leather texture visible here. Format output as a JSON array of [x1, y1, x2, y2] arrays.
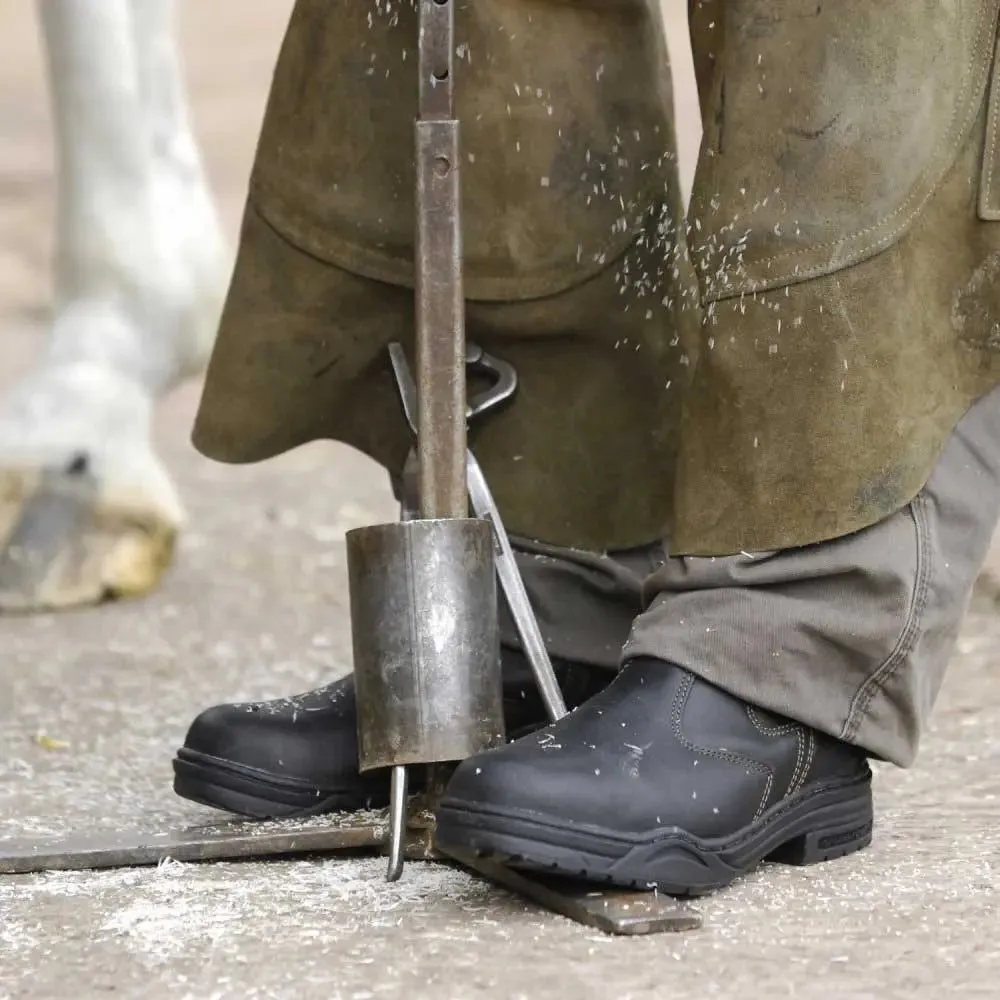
[[194, 0, 1000, 555], [673, 0, 1000, 552], [439, 659, 870, 839], [248, 0, 681, 302], [193, 0, 695, 551]]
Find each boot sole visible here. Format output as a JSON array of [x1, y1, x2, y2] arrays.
[[435, 772, 873, 895], [172, 748, 388, 819]]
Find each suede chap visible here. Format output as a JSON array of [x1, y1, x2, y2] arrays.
[[674, 0, 1000, 553], [192, 0, 695, 552], [194, 0, 1000, 555]]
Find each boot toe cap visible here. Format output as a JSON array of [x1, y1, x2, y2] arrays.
[[180, 685, 360, 790], [440, 729, 628, 832]]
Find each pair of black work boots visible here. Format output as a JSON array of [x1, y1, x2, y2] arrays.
[[174, 642, 872, 895]]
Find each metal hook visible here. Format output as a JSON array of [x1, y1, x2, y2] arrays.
[[389, 342, 518, 438]]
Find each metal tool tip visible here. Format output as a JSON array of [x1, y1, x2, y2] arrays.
[[385, 765, 409, 882]]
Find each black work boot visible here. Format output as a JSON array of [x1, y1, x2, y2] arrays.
[[435, 658, 873, 895], [172, 650, 611, 819]]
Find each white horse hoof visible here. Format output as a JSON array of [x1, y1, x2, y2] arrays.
[[0, 464, 178, 611], [0, 363, 183, 612]]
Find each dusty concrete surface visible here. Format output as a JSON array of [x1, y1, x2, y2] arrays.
[[1, 3, 998, 999]]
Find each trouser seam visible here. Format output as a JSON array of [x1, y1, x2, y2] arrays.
[[840, 496, 934, 742]]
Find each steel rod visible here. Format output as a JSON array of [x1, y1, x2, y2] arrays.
[[416, 0, 466, 520]]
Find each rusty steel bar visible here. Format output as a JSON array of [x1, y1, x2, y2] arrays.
[[415, 0, 466, 520]]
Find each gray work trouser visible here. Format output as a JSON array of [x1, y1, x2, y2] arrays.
[[504, 383, 1000, 767]]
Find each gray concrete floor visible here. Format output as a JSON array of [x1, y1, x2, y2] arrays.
[[2, 3, 999, 999]]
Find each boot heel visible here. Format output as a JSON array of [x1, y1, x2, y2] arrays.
[[768, 794, 874, 867]]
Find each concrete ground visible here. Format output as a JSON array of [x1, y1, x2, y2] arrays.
[[1, 3, 998, 999]]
